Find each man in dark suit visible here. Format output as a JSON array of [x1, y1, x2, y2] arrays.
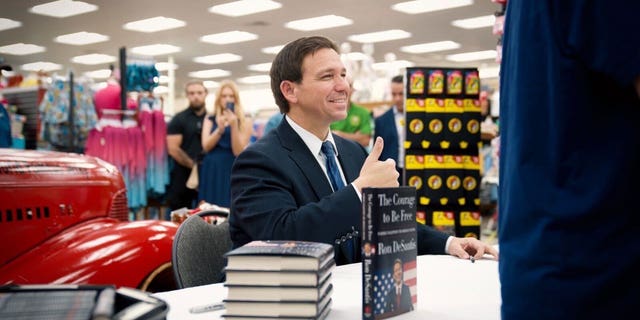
[[374, 75, 404, 183], [385, 258, 413, 313], [229, 36, 498, 265]]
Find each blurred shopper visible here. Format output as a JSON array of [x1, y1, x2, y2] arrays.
[[199, 80, 253, 207], [166, 80, 207, 212], [330, 77, 373, 148], [374, 75, 405, 183]]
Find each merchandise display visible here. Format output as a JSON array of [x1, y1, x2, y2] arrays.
[[404, 67, 482, 238]]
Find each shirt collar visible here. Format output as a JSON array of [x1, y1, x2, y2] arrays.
[[285, 115, 338, 157]]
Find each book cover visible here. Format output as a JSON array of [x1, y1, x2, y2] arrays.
[[223, 285, 332, 318], [224, 259, 334, 287], [224, 240, 334, 271], [361, 187, 418, 320], [225, 274, 333, 302]]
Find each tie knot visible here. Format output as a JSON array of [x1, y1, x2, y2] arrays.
[[321, 141, 336, 157]]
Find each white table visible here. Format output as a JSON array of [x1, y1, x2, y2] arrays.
[[154, 254, 501, 320]]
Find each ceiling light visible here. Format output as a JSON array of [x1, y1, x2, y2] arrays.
[[209, 0, 282, 17], [451, 15, 495, 29], [0, 43, 45, 55], [0, 18, 22, 32], [285, 15, 353, 31], [189, 69, 231, 79], [71, 53, 116, 65], [203, 80, 219, 88], [392, 0, 473, 14], [479, 66, 500, 78], [29, 0, 98, 18], [248, 63, 272, 72], [153, 86, 169, 94], [131, 44, 181, 56], [372, 60, 415, 71], [348, 29, 411, 43], [194, 53, 242, 65], [401, 41, 460, 54], [21, 61, 62, 72], [55, 31, 109, 45], [200, 31, 258, 44], [123, 16, 186, 33], [261, 45, 284, 55], [91, 82, 108, 91], [344, 52, 368, 61], [84, 69, 112, 79], [157, 75, 170, 84], [155, 62, 178, 71], [237, 75, 271, 84], [446, 50, 497, 62]]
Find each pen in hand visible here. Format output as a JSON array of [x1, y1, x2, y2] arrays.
[[469, 256, 475, 263]]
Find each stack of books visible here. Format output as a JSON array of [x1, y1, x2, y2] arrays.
[[222, 240, 334, 320]]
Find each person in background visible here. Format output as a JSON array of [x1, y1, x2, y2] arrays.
[[498, 1, 640, 319], [229, 36, 498, 265], [262, 112, 284, 136], [374, 75, 405, 183], [330, 77, 373, 148], [166, 80, 207, 212], [199, 80, 253, 207]]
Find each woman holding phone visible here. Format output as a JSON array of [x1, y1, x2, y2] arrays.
[[200, 80, 253, 207]]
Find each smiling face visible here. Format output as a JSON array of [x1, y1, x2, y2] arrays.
[[287, 47, 349, 137]]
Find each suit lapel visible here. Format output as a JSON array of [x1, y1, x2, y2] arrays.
[[277, 120, 333, 198]]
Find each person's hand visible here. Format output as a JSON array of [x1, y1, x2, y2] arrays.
[[224, 108, 238, 124], [447, 237, 499, 260], [215, 112, 227, 129], [353, 137, 399, 191]]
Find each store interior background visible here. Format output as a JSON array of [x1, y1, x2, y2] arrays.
[[1, 0, 502, 118]]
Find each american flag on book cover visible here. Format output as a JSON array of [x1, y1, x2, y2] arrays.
[[373, 259, 417, 314]]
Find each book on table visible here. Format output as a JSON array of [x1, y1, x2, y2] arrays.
[[223, 240, 335, 319], [361, 186, 418, 320], [222, 298, 332, 320], [224, 259, 334, 287], [223, 280, 332, 319], [225, 274, 333, 302], [224, 240, 334, 271]]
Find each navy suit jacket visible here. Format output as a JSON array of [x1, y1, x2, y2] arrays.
[[385, 283, 413, 313], [229, 118, 448, 264], [374, 107, 399, 163]]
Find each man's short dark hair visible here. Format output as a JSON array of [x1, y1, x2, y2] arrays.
[[270, 36, 340, 113], [391, 75, 404, 84]]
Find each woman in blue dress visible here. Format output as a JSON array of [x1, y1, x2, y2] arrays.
[[199, 80, 253, 207]]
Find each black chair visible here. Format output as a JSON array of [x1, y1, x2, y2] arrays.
[[172, 209, 232, 289]]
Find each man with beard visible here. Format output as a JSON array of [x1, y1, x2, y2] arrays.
[[166, 80, 208, 212]]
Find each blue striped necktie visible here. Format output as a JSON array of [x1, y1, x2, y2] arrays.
[[321, 141, 345, 191]]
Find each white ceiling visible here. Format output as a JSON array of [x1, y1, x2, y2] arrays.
[[0, 0, 502, 101]]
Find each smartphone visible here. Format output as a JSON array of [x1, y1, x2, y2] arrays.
[[226, 102, 235, 112]]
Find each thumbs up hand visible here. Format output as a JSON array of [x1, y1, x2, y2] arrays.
[[352, 137, 399, 193]]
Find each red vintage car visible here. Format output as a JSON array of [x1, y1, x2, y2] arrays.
[[0, 148, 178, 292]]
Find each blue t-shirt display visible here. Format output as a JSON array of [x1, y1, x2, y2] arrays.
[[498, 1, 640, 319], [0, 104, 11, 148]]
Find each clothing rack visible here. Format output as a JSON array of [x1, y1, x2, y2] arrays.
[[68, 71, 75, 149], [119, 47, 127, 112]]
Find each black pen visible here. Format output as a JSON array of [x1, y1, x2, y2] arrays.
[[469, 255, 475, 263]]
